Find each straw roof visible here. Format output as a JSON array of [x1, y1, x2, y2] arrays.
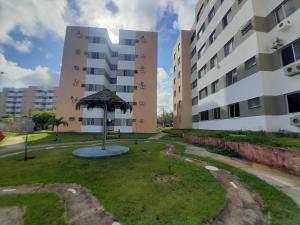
[[75, 89, 132, 113]]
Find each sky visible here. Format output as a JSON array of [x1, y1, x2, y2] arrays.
[[0, 0, 197, 114]]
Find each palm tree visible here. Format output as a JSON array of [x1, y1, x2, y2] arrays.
[[48, 117, 68, 141]]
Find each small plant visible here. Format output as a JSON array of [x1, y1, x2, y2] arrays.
[[47, 117, 68, 141]]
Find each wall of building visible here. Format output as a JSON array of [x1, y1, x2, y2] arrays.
[[0, 86, 57, 117], [56, 26, 157, 133], [173, 31, 193, 129], [179, 0, 300, 133]]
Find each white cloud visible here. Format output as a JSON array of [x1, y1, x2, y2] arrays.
[[75, 0, 170, 42], [13, 40, 32, 53], [171, 0, 197, 30], [0, 0, 197, 50], [45, 53, 55, 60], [157, 67, 173, 115], [0, 53, 59, 88], [0, 0, 69, 52]]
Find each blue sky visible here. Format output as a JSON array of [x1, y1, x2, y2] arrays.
[[0, 0, 197, 114]]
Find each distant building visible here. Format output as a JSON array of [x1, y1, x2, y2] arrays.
[[0, 86, 57, 117], [56, 26, 157, 133], [173, 0, 300, 133], [173, 30, 193, 129]]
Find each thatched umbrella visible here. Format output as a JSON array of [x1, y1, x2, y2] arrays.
[[76, 89, 132, 150]]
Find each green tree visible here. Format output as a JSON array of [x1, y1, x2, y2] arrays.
[[47, 117, 68, 141], [157, 112, 173, 128], [1, 115, 14, 124], [32, 111, 55, 130]]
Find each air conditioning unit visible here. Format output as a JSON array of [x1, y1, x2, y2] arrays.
[[278, 19, 292, 32], [140, 82, 146, 89], [290, 115, 300, 127], [271, 37, 284, 50], [284, 62, 300, 77]]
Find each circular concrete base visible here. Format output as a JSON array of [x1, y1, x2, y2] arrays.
[[72, 146, 129, 159]]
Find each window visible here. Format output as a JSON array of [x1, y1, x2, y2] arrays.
[[229, 103, 240, 118], [226, 69, 238, 86], [75, 49, 81, 54], [224, 38, 234, 57], [178, 57, 181, 64], [222, 9, 232, 28], [274, 0, 296, 24], [178, 42, 181, 51], [174, 104, 177, 110], [82, 118, 102, 126], [178, 86, 181, 93], [211, 80, 219, 93], [245, 56, 257, 70], [241, 20, 253, 35], [198, 43, 206, 59], [174, 90, 176, 97], [209, 30, 217, 44], [191, 47, 196, 58], [192, 114, 199, 123], [192, 97, 198, 106], [174, 78, 176, 84], [287, 91, 300, 113], [199, 87, 208, 99], [192, 79, 198, 89], [191, 63, 197, 73], [210, 54, 218, 69], [191, 31, 196, 43], [173, 65, 176, 72], [197, 24, 205, 40], [248, 97, 261, 109], [121, 70, 134, 77], [198, 65, 207, 78], [208, 7, 215, 23], [281, 39, 300, 66], [213, 108, 221, 119], [196, 4, 204, 22], [201, 111, 209, 121], [178, 71, 181, 78]]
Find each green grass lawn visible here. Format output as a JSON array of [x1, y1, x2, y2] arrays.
[[165, 129, 300, 150], [0, 142, 225, 225], [174, 144, 300, 225], [26, 132, 155, 145], [0, 193, 66, 225]]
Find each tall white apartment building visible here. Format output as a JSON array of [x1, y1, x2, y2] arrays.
[[56, 26, 157, 133], [0, 86, 57, 117], [174, 0, 300, 133]]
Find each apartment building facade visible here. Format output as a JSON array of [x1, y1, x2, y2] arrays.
[[173, 0, 300, 133], [173, 30, 193, 129], [56, 26, 157, 133], [0, 86, 57, 117]]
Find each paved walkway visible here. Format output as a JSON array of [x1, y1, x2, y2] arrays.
[[180, 142, 300, 207], [147, 132, 167, 140]]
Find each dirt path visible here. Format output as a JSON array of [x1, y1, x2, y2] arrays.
[[163, 144, 267, 225], [0, 184, 119, 225], [182, 142, 300, 207], [0, 206, 24, 225]]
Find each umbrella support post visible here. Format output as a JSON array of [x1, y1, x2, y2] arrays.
[[102, 104, 107, 150]]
